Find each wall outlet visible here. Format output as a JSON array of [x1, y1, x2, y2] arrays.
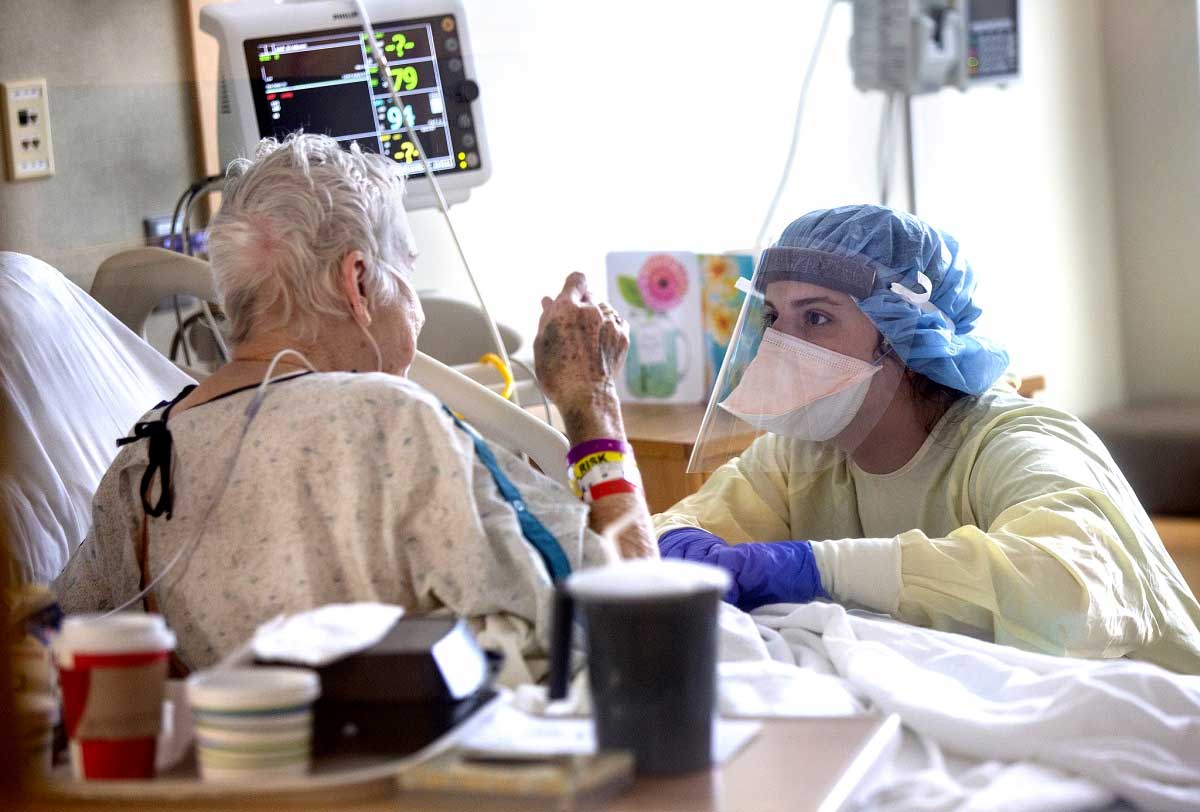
[[1, 78, 55, 181]]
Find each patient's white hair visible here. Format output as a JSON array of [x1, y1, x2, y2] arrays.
[[209, 133, 418, 344]]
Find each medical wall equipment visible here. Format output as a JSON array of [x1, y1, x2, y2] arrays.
[[199, 0, 489, 210], [850, 0, 1019, 95], [853, 0, 1018, 212], [758, 0, 1019, 245]]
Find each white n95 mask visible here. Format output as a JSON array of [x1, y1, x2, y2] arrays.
[[718, 328, 881, 441]]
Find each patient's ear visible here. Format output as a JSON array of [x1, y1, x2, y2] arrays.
[[338, 251, 371, 326]]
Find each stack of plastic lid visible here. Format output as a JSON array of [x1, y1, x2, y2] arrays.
[[186, 667, 320, 782], [15, 693, 57, 780]]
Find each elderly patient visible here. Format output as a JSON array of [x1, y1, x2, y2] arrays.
[[55, 134, 656, 683]]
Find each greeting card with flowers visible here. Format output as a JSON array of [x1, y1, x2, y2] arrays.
[[606, 251, 704, 404], [698, 253, 755, 395]]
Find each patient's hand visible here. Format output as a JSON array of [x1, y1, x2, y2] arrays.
[[535, 273, 628, 441], [535, 273, 656, 560]]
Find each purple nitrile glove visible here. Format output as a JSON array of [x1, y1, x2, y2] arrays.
[[659, 527, 827, 612]]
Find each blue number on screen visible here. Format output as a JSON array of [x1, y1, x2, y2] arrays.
[[386, 105, 415, 129]]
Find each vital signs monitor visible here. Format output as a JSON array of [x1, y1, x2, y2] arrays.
[[200, 0, 490, 209]]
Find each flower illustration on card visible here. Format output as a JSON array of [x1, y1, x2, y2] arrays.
[[699, 254, 755, 395], [615, 254, 692, 399], [621, 254, 688, 314]]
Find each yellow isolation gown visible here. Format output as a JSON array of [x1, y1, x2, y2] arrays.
[[654, 386, 1200, 674]]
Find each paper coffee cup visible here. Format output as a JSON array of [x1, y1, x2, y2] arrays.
[[187, 667, 320, 783], [53, 613, 176, 780]]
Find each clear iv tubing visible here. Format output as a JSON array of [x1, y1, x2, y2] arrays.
[[877, 92, 896, 206], [351, 0, 514, 392], [102, 349, 318, 616], [753, 0, 839, 254]]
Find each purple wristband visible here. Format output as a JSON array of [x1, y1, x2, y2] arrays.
[[567, 438, 631, 465]]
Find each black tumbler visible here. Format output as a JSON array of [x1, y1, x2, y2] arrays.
[[547, 560, 729, 774]]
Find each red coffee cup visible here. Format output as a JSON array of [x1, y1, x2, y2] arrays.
[[52, 614, 176, 780]]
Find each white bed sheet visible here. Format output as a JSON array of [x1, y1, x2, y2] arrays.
[[725, 602, 1200, 812]]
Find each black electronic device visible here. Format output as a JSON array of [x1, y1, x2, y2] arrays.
[[257, 615, 499, 756], [200, 1, 492, 210], [967, 0, 1019, 82], [242, 15, 480, 178]]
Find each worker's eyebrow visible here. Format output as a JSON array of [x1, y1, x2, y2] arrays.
[[764, 296, 843, 310]]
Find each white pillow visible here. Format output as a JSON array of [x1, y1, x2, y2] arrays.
[[0, 252, 194, 584]]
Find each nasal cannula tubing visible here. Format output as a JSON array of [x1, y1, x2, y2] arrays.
[[102, 349, 318, 617]]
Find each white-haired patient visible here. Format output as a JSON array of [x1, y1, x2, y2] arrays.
[[55, 133, 657, 685]]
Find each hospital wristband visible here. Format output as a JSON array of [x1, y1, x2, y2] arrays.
[[578, 464, 639, 500], [575, 460, 628, 485], [570, 451, 627, 482], [567, 438, 631, 465], [570, 454, 641, 500], [585, 478, 639, 503], [570, 460, 638, 498]]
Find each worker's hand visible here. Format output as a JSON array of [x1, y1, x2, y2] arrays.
[[535, 273, 629, 440], [659, 529, 827, 611]]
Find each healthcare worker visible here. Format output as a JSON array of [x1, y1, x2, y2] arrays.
[[656, 205, 1200, 674]]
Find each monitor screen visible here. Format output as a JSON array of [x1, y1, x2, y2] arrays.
[[967, 0, 1018, 81], [243, 14, 480, 176]]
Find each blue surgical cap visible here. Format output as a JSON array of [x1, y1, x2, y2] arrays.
[[772, 204, 1009, 395]]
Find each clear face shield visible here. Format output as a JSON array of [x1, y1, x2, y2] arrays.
[[687, 246, 886, 474]]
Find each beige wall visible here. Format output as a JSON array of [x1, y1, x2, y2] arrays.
[[1100, 0, 1200, 403], [0, 0, 200, 287]]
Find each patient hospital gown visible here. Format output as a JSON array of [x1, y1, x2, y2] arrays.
[[655, 386, 1200, 674], [56, 372, 612, 685]]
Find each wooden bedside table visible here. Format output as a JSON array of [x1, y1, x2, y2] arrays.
[[620, 403, 758, 514]]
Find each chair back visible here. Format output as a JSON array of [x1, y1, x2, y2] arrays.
[[417, 293, 522, 365], [90, 248, 217, 341]]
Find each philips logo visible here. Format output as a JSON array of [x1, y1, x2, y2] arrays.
[[332, 11, 359, 20]]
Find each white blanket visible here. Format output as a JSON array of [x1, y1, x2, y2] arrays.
[[734, 602, 1200, 812]]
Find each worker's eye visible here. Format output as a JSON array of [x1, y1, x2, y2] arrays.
[[763, 309, 778, 327], [805, 310, 831, 326]]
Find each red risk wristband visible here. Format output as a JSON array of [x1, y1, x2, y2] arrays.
[[586, 478, 639, 503]]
